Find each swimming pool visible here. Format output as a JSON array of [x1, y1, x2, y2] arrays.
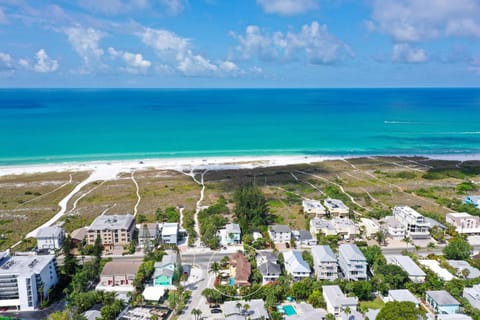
[[229, 277, 234, 286], [281, 305, 297, 316]]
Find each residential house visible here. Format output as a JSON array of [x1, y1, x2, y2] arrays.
[[35, 226, 64, 250], [332, 218, 358, 240], [303, 199, 326, 216], [225, 223, 241, 245], [256, 252, 280, 285], [359, 218, 380, 238], [311, 245, 338, 281], [70, 227, 87, 245], [323, 285, 358, 316], [338, 244, 368, 280], [283, 250, 311, 281], [287, 303, 327, 320], [310, 218, 336, 236], [0, 252, 58, 311], [446, 212, 480, 235], [419, 260, 455, 281], [463, 284, 480, 310], [138, 223, 159, 248], [464, 196, 480, 208], [160, 222, 179, 245], [384, 216, 406, 240], [449, 260, 480, 279], [385, 255, 426, 283], [386, 289, 420, 307], [268, 225, 291, 243], [223, 299, 269, 320], [292, 230, 318, 246], [393, 206, 430, 239], [426, 290, 461, 314], [229, 252, 251, 287], [340, 310, 364, 320], [86, 214, 135, 250], [153, 254, 178, 287], [97, 260, 142, 293], [324, 198, 349, 217]]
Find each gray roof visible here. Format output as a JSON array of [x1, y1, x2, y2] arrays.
[[83, 310, 101, 320], [284, 250, 311, 274], [310, 218, 335, 231], [424, 217, 446, 229], [88, 214, 134, 231], [36, 226, 63, 239], [385, 255, 426, 277], [256, 251, 278, 262], [341, 310, 364, 320], [426, 290, 460, 306], [153, 267, 174, 279], [298, 230, 313, 241], [311, 245, 336, 263], [365, 309, 380, 320], [226, 223, 241, 234], [258, 261, 281, 276], [0, 255, 55, 276], [338, 244, 366, 262], [160, 254, 177, 265], [323, 285, 358, 308], [270, 224, 291, 233], [384, 216, 404, 228], [449, 260, 480, 279], [224, 299, 269, 320], [388, 289, 419, 304], [289, 309, 327, 320]]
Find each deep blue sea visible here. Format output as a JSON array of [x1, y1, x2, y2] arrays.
[[0, 88, 479, 165]]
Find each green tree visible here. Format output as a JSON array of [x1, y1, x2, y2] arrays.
[[234, 184, 270, 233], [351, 281, 373, 301], [360, 245, 385, 266], [376, 301, 424, 320], [302, 250, 314, 269], [192, 308, 202, 320], [62, 235, 77, 278], [307, 289, 325, 308], [374, 230, 386, 246], [373, 264, 409, 294], [443, 237, 472, 260]]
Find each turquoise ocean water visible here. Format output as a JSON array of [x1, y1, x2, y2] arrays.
[[0, 88, 479, 165]]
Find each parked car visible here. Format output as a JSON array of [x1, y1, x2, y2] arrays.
[[211, 309, 222, 314], [209, 304, 220, 309]]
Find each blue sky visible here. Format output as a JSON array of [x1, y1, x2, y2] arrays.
[[0, 0, 480, 87]]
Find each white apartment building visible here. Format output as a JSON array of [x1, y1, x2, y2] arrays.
[[283, 250, 311, 281], [446, 212, 480, 235], [384, 216, 406, 240], [0, 252, 58, 311], [393, 206, 430, 239], [323, 285, 358, 316], [161, 223, 179, 245], [324, 198, 349, 216], [35, 226, 64, 250], [338, 244, 367, 281], [311, 245, 338, 281]]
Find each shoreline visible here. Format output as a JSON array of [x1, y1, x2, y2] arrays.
[[1, 153, 480, 180]]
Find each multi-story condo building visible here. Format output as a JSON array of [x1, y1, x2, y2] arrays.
[[338, 244, 367, 280], [86, 214, 135, 250], [384, 216, 406, 240], [311, 245, 338, 281], [393, 206, 430, 239], [138, 223, 160, 248], [0, 252, 58, 311], [446, 212, 480, 235]]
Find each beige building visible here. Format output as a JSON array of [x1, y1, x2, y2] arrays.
[[86, 214, 135, 250], [97, 260, 142, 293]]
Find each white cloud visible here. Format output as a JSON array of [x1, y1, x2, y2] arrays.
[[139, 27, 243, 77], [257, 0, 318, 16], [0, 52, 12, 67], [18, 59, 30, 69], [0, 7, 8, 24], [108, 47, 151, 74], [78, 0, 185, 15], [160, 0, 186, 15], [369, 0, 480, 42], [65, 27, 105, 71], [392, 43, 428, 63], [33, 49, 59, 73], [232, 21, 353, 65]]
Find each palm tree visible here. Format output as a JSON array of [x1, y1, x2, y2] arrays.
[[192, 308, 202, 320], [209, 261, 221, 279], [462, 268, 471, 279], [403, 236, 412, 250], [242, 303, 250, 319], [236, 302, 243, 315], [374, 230, 386, 246]]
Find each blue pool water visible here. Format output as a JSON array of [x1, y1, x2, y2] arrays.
[[229, 277, 234, 286], [282, 305, 297, 316]]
